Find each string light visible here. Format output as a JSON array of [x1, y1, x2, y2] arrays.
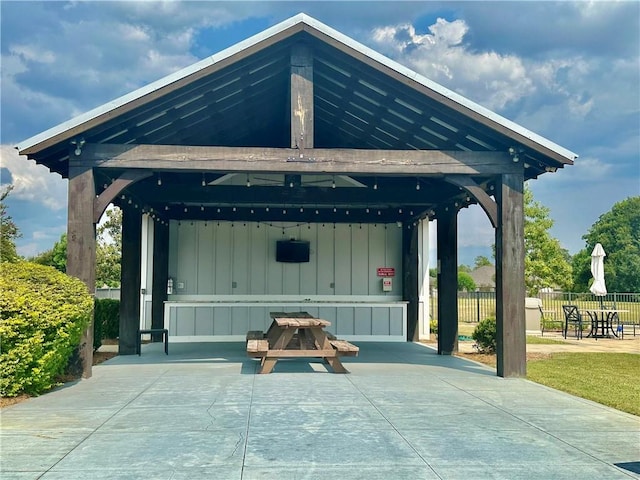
[[246, 175, 251, 187], [416, 179, 420, 190], [157, 176, 162, 186], [332, 177, 336, 189]]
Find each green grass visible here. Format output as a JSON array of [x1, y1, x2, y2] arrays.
[[526, 336, 567, 345], [527, 353, 640, 416]]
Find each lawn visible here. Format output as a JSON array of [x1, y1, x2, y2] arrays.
[[527, 352, 640, 416]]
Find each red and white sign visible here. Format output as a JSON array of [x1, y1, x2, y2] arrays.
[[377, 267, 395, 277]]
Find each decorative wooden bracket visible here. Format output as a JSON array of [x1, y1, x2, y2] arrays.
[[444, 176, 498, 228], [94, 170, 153, 223]]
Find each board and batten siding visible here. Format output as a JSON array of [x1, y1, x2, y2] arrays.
[[155, 220, 410, 341], [168, 221, 402, 297]]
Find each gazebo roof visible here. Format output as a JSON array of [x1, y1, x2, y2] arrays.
[[18, 13, 576, 180]]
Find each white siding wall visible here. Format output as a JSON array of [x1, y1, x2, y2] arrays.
[[168, 221, 403, 297], [163, 220, 409, 341]]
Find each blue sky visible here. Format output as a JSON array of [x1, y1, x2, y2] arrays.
[[1, 1, 638, 266]]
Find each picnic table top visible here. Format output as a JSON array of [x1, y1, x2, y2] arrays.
[[269, 312, 331, 328]]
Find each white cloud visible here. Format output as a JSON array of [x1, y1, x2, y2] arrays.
[[370, 19, 535, 111], [0, 145, 67, 211]]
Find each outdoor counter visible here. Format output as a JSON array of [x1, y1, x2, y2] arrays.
[[161, 298, 408, 342]]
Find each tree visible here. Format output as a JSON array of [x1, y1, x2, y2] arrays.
[[28, 206, 123, 287], [0, 185, 21, 262], [474, 255, 492, 268], [96, 207, 122, 287], [458, 271, 476, 291], [30, 233, 67, 272], [524, 185, 573, 295], [572, 196, 640, 293]]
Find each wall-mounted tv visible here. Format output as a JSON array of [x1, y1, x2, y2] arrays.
[[276, 239, 310, 263]]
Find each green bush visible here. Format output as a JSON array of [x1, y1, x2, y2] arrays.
[[429, 318, 438, 336], [472, 317, 497, 353], [93, 298, 120, 351], [0, 262, 92, 397]]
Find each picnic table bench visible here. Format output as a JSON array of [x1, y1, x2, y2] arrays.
[[246, 311, 359, 374]]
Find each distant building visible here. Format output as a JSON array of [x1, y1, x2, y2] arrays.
[[471, 265, 495, 291]]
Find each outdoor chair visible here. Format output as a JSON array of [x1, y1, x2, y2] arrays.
[[562, 305, 583, 339], [540, 306, 562, 336]]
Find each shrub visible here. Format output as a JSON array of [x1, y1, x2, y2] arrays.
[[93, 298, 120, 351], [472, 317, 497, 353], [429, 318, 438, 336], [0, 262, 92, 397]]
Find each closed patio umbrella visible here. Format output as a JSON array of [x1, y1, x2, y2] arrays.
[[589, 243, 607, 307]]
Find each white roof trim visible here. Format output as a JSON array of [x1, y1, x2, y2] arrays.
[[17, 13, 577, 162]]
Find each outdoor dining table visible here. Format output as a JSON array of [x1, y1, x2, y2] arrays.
[[581, 308, 629, 339], [245, 311, 359, 374]]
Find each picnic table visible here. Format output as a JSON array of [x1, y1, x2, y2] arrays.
[[246, 311, 359, 374]]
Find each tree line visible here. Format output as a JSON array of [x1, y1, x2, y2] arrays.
[[1, 185, 639, 294]]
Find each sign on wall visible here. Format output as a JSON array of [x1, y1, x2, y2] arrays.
[[377, 267, 395, 277]]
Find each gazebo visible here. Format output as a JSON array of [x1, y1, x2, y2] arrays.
[[17, 14, 576, 378]]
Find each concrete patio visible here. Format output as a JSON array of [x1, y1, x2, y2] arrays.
[[1, 342, 638, 479]]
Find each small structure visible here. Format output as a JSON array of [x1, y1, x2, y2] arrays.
[[16, 14, 576, 378], [470, 265, 496, 291]]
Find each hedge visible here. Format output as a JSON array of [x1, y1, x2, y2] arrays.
[[0, 262, 92, 397], [93, 298, 120, 351]]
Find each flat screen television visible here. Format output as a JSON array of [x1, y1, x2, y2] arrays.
[[276, 239, 310, 263]]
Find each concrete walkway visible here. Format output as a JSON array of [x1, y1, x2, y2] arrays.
[[457, 331, 640, 354], [1, 342, 639, 479]]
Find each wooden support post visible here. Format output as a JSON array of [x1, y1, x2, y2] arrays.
[[291, 43, 313, 149], [151, 221, 169, 341], [403, 223, 419, 341], [495, 172, 526, 377], [67, 166, 97, 378], [437, 207, 458, 355], [119, 207, 142, 355]]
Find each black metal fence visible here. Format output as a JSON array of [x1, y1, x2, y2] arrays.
[[430, 291, 640, 324]]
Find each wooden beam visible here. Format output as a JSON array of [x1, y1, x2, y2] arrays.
[[437, 207, 458, 355], [94, 170, 153, 223], [291, 43, 314, 150], [67, 166, 96, 378], [75, 144, 518, 176], [444, 175, 498, 228], [403, 223, 419, 341], [133, 184, 455, 206], [151, 221, 169, 341], [495, 173, 526, 377], [136, 206, 431, 226], [119, 207, 142, 355]]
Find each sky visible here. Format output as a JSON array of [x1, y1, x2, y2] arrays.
[[1, 1, 639, 266]]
